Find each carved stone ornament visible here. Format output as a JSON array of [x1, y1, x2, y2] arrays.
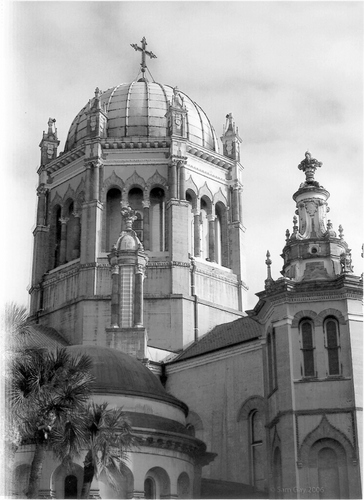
[[120, 206, 137, 231], [171, 86, 185, 109], [298, 151, 322, 184], [340, 250, 354, 274]]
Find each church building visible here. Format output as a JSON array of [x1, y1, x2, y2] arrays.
[[14, 38, 362, 499]]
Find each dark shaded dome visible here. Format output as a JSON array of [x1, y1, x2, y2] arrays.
[[66, 345, 187, 413], [64, 81, 218, 153]]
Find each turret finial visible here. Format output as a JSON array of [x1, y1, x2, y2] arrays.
[[298, 151, 322, 184], [265, 250, 274, 289], [121, 206, 137, 231]]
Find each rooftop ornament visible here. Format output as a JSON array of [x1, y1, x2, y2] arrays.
[[131, 36, 157, 82], [298, 151, 322, 186], [265, 250, 274, 288], [121, 206, 137, 231]]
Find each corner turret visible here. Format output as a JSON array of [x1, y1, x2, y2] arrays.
[[221, 113, 242, 161], [281, 152, 353, 281], [39, 118, 60, 165]]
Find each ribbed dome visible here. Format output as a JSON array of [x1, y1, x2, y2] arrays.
[[64, 81, 218, 153], [66, 345, 187, 412]]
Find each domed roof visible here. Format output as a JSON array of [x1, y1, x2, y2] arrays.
[[66, 345, 187, 413], [64, 81, 218, 153]]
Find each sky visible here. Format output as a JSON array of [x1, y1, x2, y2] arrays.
[[2, 1, 363, 311]]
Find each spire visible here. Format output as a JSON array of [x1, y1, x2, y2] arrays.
[[131, 36, 157, 82], [220, 113, 242, 161]]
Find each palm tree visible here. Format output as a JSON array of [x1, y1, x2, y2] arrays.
[[53, 401, 134, 499], [7, 346, 94, 499]]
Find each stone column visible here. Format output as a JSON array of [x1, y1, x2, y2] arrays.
[[179, 162, 186, 200], [92, 162, 100, 201], [232, 184, 239, 222], [71, 211, 81, 259], [36, 185, 48, 226], [134, 265, 145, 327], [208, 214, 216, 262], [142, 199, 150, 250], [170, 161, 177, 199], [59, 217, 69, 265], [239, 187, 244, 222], [85, 163, 92, 202], [193, 209, 201, 257]]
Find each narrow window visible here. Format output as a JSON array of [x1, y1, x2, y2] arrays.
[[106, 188, 122, 251], [54, 206, 62, 268], [272, 329, 278, 387], [250, 410, 264, 490], [64, 475, 78, 499], [301, 320, 315, 377], [200, 198, 209, 260], [144, 477, 156, 499], [150, 187, 165, 251], [325, 318, 340, 375], [267, 329, 278, 393]]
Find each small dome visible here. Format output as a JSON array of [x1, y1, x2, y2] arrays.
[[64, 81, 218, 153], [66, 345, 187, 413]]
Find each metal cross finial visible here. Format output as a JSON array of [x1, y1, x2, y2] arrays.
[[130, 37, 157, 79]]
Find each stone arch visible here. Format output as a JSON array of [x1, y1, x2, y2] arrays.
[[291, 310, 318, 328], [186, 410, 204, 439], [271, 426, 281, 454], [98, 464, 134, 499], [124, 170, 146, 191], [62, 196, 75, 217], [177, 472, 191, 499], [146, 170, 168, 193], [12, 463, 31, 498], [102, 171, 124, 202], [145, 466, 170, 498], [316, 308, 346, 326], [237, 395, 266, 422], [62, 184, 76, 210], [185, 176, 198, 201], [198, 182, 213, 211], [50, 192, 63, 211], [75, 178, 86, 203], [51, 462, 84, 499], [213, 187, 228, 207], [298, 415, 356, 466]]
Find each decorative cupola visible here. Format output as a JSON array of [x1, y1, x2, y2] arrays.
[[86, 87, 108, 139], [221, 113, 242, 161], [165, 86, 188, 140], [39, 118, 60, 165], [281, 151, 353, 281], [107, 206, 149, 359]]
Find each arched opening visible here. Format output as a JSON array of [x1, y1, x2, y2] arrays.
[[324, 317, 340, 376], [65, 201, 79, 262], [64, 475, 78, 499], [318, 448, 340, 499], [272, 447, 282, 499], [106, 188, 122, 251], [12, 464, 31, 498], [215, 202, 228, 267], [128, 187, 143, 242], [144, 477, 156, 499], [186, 191, 196, 257], [50, 205, 62, 269], [144, 467, 170, 499], [300, 319, 315, 377], [250, 410, 264, 490], [177, 472, 190, 499], [150, 187, 165, 251], [200, 196, 211, 260]]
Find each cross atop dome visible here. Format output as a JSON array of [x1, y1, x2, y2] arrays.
[[130, 36, 157, 82]]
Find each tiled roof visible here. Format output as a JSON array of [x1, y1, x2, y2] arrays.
[[21, 324, 69, 350], [170, 316, 261, 363]]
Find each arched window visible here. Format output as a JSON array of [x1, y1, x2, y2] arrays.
[[250, 410, 264, 490], [186, 191, 195, 256], [272, 447, 282, 499], [128, 187, 143, 242], [267, 329, 278, 393], [200, 198, 209, 260], [51, 205, 62, 269], [144, 477, 156, 499], [106, 188, 122, 251], [177, 473, 190, 499], [64, 475, 78, 499], [215, 202, 228, 267], [300, 319, 315, 377], [150, 187, 165, 251], [65, 202, 80, 262], [324, 318, 340, 376], [318, 448, 340, 499]]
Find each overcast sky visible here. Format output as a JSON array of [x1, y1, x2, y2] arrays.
[[2, 1, 363, 311]]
